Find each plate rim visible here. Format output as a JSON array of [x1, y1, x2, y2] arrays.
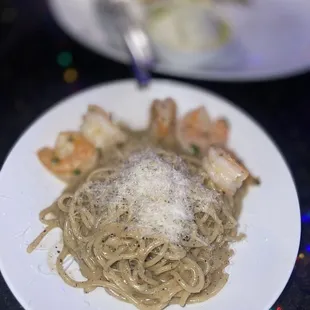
[[0, 78, 301, 310], [47, 0, 310, 81]]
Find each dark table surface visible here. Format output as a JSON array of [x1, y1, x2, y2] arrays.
[[1, 1, 310, 310]]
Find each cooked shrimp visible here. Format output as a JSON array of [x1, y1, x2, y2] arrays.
[[202, 146, 249, 196], [81, 105, 127, 149], [37, 132, 98, 183], [177, 107, 229, 155], [209, 118, 229, 146], [176, 106, 211, 155], [181, 106, 211, 132], [149, 98, 177, 141]]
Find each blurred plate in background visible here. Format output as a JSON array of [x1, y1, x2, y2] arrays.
[[48, 0, 310, 81]]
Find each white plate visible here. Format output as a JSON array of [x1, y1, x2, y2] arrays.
[[48, 0, 310, 81], [0, 79, 300, 310]]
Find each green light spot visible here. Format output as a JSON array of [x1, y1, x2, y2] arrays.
[[57, 52, 73, 68]]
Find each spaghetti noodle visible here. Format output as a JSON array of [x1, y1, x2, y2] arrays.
[[28, 129, 248, 310]]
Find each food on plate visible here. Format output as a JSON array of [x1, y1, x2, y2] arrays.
[[145, 0, 235, 68], [81, 104, 127, 149], [37, 132, 98, 182], [149, 97, 177, 144], [31, 98, 258, 310], [203, 146, 249, 195], [176, 106, 229, 155], [141, 0, 248, 5]]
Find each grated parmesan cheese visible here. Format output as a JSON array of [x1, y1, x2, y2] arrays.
[[79, 150, 221, 244]]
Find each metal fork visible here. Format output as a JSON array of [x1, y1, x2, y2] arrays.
[[101, 0, 154, 87]]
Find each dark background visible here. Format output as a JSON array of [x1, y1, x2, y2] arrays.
[[1, 1, 310, 309]]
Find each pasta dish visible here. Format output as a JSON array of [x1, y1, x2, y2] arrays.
[[28, 98, 258, 309]]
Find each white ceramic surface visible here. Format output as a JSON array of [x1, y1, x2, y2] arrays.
[[48, 0, 310, 81], [0, 79, 301, 310]]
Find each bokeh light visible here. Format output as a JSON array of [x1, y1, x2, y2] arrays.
[[57, 51, 73, 68], [63, 68, 78, 83], [299, 253, 305, 259], [301, 211, 310, 223]]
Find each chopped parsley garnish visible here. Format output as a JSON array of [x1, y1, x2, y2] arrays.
[[191, 144, 200, 156], [152, 7, 167, 18], [51, 157, 60, 164], [73, 169, 81, 175]]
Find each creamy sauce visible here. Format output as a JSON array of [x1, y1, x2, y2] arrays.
[[148, 4, 222, 51]]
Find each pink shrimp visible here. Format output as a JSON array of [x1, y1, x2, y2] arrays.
[[177, 106, 229, 155], [37, 132, 98, 183], [149, 98, 177, 140], [203, 146, 249, 195]]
